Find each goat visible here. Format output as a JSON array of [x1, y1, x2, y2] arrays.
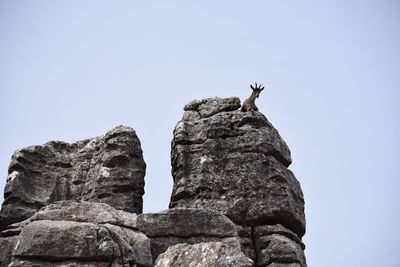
[[241, 82, 264, 112]]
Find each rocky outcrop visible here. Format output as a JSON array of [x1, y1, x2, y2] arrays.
[[0, 125, 146, 230], [1, 200, 152, 267], [170, 97, 306, 266], [0, 202, 252, 267], [0, 96, 307, 267]]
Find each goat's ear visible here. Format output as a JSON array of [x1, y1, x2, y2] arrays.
[[261, 86, 264, 91], [250, 84, 254, 90]]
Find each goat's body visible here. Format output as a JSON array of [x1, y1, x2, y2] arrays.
[[241, 83, 264, 112], [241, 96, 259, 112]]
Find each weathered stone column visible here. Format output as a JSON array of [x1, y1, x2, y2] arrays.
[[170, 97, 307, 267]]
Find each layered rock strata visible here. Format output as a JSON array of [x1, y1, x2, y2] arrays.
[[137, 208, 242, 262], [170, 97, 306, 266], [0, 201, 253, 267], [0, 201, 152, 267], [0, 125, 146, 230]]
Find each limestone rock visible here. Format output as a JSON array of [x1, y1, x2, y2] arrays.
[[0, 97, 308, 267], [170, 97, 305, 237], [254, 225, 307, 267], [0, 125, 146, 230], [138, 208, 237, 238], [0, 236, 18, 267], [9, 259, 115, 267], [14, 220, 118, 260], [235, 225, 256, 260], [254, 224, 305, 250], [3, 200, 152, 267], [32, 200, 139, 229], [138, 208, 240, 262], [170, 97, 307, 265], [154, 242, 253, 267], [184, 96, 241, 118]]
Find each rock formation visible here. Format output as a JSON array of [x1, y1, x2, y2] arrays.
[[1, 201, 152, 266], [0, 97, 307, 267], [170, 97, 306, 266], [0, 125, 146, 231], [137, 208, 240, 261]]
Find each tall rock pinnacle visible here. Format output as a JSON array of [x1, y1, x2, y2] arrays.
[[170, 97, 307, 266]]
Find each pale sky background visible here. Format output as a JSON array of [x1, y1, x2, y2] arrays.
[[0, 1, 399, 266]]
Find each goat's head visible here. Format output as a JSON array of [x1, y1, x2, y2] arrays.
[[250, 82, 264, 98]]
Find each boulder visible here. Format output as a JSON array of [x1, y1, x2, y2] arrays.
[[14, 220, 119, 260], [0, 125, 146, 230], [154, 242, 253, 267]]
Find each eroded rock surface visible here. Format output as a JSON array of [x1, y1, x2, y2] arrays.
[[0, 98, 308, 267], [0, 236, 17, 267], [138, 208, 240, 262], [170, 97, 307, 266], [154, 242, 253, 267], [0, 125, 146, 230], [254, 225, 306, 267], [2, 200, 152, 267]]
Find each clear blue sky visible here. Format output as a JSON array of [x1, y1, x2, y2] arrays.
[[0, 1, 399, 266]]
